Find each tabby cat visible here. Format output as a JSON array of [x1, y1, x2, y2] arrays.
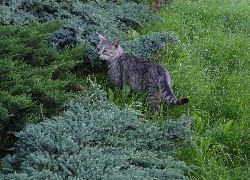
[[96, 34, 189, 111]]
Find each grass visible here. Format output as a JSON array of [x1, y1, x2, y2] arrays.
[[135, 0, 250, 179], [71, 0, 250, 178]]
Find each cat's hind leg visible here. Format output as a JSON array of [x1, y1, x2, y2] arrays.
[[147, 89, 162, 112]]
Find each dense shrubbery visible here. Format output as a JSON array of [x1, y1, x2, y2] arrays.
[[0, 22, 84, 157], [0, 0, 179, 157], [1, 83, 193, 179], [0, 0, 177, 64], [0, 0, 192, 178]]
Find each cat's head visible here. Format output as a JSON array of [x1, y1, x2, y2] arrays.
[[96, 33, 123, 62]]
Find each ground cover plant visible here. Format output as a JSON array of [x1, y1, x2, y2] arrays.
[[138, 0, 250, 179], [1, 83, 193, 179]]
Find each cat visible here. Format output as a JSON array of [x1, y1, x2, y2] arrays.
[[96, 33, 189, 111]]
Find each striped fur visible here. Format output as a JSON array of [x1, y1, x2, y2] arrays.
[[96, 34, 189, 111]]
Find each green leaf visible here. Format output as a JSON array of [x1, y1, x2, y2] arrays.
[[193, 113, 203, 132], [237, 102, 243, 115], [224, 120, 234, 133], [108, 88, 114, 102], [128, 30, 141, 40], [122, 83, 131, 102], [96, 0, 106, 7]]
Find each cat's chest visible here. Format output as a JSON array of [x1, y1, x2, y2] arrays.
[[107, 62, 122, 85]]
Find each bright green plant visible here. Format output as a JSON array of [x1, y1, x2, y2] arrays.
[[138, 0, 250, 179]]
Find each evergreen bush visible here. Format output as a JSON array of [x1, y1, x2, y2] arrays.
[[0, 0, 178, 63], [0, 22, 84, 157], [1, 83, 193, 179], [123, 32, 177, 59], [0, 0, 180, 159]]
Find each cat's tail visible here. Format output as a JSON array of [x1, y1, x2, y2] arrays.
[[159, 76, 189, 106], [162, 88, 189, 105], [166, 96, 189, 105]]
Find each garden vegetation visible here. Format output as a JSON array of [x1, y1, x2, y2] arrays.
[[0, 0, 249, 179]]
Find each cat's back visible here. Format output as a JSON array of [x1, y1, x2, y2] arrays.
[[119, 53, 168, 76]]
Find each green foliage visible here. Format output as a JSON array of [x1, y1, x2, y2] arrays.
[[0, 0, 180, 160], [1, 83, 193, 179], [123, 31, 178, 58], [121, 83, 131, 103], [0, 21, 84, 157], [139, 0, 250, 179], [0, 0, 177, 66]]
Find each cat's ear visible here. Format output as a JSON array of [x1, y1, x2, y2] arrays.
[[112, 39, 120, 48], [97, 33, 106, 41]]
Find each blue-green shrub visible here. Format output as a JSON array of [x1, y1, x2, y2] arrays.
[[124, 32, 177, 58], [1, 83, 193, 179], [0, 0, 178, 63]]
